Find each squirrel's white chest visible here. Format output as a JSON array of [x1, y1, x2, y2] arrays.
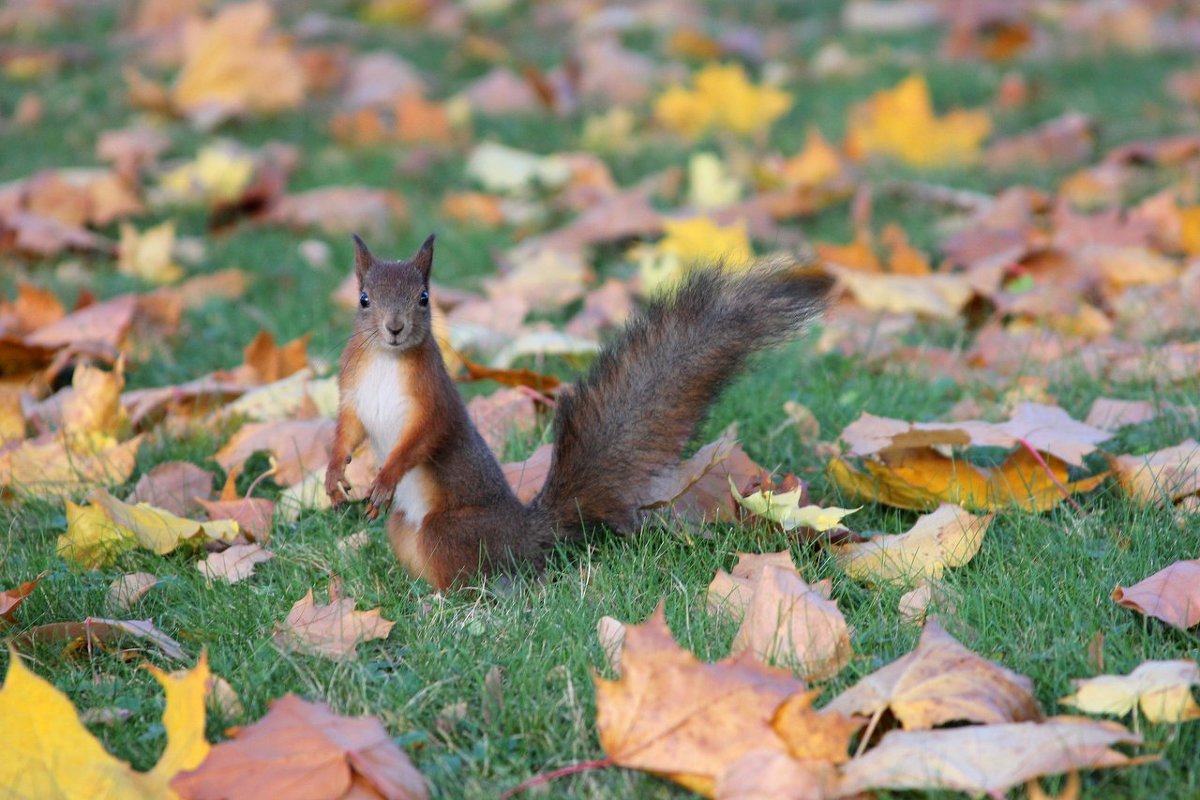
[[351, 354, 432, 523]]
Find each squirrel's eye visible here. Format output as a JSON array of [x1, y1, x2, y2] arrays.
[[418, 290, 429, 307], [359, 292, 370, 309]]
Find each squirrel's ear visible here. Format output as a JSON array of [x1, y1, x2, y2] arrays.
[[412, 233, 435, 283], [352, 233, 374, 286]]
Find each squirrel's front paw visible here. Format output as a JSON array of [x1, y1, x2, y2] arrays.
[[325, 457, 351, 505], [365, 474, 397, 520]]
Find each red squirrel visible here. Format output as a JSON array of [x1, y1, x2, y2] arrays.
[[326, 234, 833, 589]]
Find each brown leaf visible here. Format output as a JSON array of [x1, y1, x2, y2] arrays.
[[128, 461, 215, 517], [502, 443, 552, 504], [171, 694, 428, 800], [274, 589, 395, 660], [839, 403, 1110, 467], [838, 717, 1141, 797], [984, 112, 1095, 172], [215, 419, 335, 487], [0, 572, 45, 623], [12, 617, 186, 660], [196, 544, 274, 584], [1110, 440, 1200, 505], [195, 496, 275, 543], [707, 551, 800, 617], [730, 565, 853, 681], [107, 572, 159, 612], [713, 749, 837, 800], [771, 691, 863, 764], [460, 358, 562, 393], [1112, 559, 1200, 631], [466, 387, 537, 455], [1085, 398, 1160, 431], [260, 187, 408, 239], [240, 330, 310, 385], [594, 604, 805, 796], [638, 429, 764, 526], [826, 618, 1041, 730]]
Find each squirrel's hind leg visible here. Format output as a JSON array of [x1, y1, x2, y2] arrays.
[[394, 506, 552, 589]]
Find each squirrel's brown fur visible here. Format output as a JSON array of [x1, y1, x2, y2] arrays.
[[327, 234, 832, 589]]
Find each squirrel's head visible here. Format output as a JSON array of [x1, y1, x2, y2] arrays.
[[352, 233, 435, 353]]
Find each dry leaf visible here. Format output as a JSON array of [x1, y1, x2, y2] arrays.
[[838, 717, 1141, 797], [196, 544, 274, 584], [654, 63, 792, 139], [1062, 660, 1200, 724], [273, 589, 395, 660], [215, 419, 335, 487], [770, 690, 863, 764], [730, 478, 858, 533], [127, 461, 215, 517], [831, 504, 993, 586], [260, 186, 408, 238], [12, 618, 187, 661], [1112, 559, 1200, 631], [0, 572, 45, 623], [172, 693, 427, 800], [713, 749, 837, 800], [0, 649, 209, 798], [826, 618, 1041, 729], [594, 603, 805, 796], [638, 430, 764, 527], [107, 572, 159, 611], [730, 565, 852, 681], [1110, 440, 1200, 505]]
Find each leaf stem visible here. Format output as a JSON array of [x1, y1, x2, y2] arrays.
[[1015, 437, 1085, 514], [500, 757, 615, 799]]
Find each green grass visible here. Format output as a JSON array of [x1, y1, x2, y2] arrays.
[[2, 2, 1199, 798]]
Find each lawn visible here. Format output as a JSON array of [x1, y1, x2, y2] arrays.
[[0, 1, 1198, 798]]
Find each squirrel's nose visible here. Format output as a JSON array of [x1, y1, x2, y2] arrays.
[[386, 322, 405, 337]]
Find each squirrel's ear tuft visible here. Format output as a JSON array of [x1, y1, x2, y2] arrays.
[[352, 234, 374, 286], [412, 233, 436, 283]]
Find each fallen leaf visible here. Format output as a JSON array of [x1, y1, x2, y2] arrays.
[[731, 477, 859, 533], [0, 572, 45, 623], [838, 717, 1141, 797], [118, 221, 184, 284], [273, 589, 395, 660], [594, 603, 805, 796], [12, 618, 187, 661], [831, 504, 993, 586], [0, 433, 144, 500], [845, 74, 991, 167], [832, 267, 974, 320], [1085, 398, 1160, 431], [826, 618, 1041, 729], [196, 543, 274, 584], [0, 648, 209, 798], [1110, 440, 1200, 505], [171, 694, 429, 800], [214, 418, 335, 487], [770, 690, 863, 764], [1112, 559, 1200, 631], [57, 489, 240, 570], [640, 216, 755, 295], [502, 443, 552, 504], [638, 430, 764, 526], [107, 572, 159, 611], [1062, 660, 1200, 724], [259, 187, 408, 238], [713, 748, 836, 800], [128, 461, 215, 517], [654, 62, 792, 139], [730, 565, 852, 681], [466, 387, 537, 455]]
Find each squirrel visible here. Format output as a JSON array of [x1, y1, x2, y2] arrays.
[[325, 233, 833, 589]]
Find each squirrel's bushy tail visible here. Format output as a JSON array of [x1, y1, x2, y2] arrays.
[[529, 263, 833, 536]]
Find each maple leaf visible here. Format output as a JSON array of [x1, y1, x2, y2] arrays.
[[1112, 559, 1200, 631], [831, 267, 974, 320], [118, 221, 184, 284], [214, 419, 334, 487], [845, 74, 992, 167], [273, 589, 395, 660], [638, 429, 764, 526], [0, 572, 45, 623], [1062, 660, 1200, 724], [688, 152, 742, 210], [168, 1, 305, 126], [1109, 439, 1200, 505], [640, 217, 754, 295], [0, 648, 209, 799], [713, 749, 836, 800], [826, 618, 1042, 730], [838, 717, 1141, 797], [157, 142, 257, 206], [57, 489, 240, 570], [831, 504, 994, 586], [171, 694, 429, 800], [654, 63, 792, 139], [127, 461, 215, 518], [0, 432, 144, 500], [13, 617, 187, 661], [594, 604, 805, 796], [196, 543, 274, 584], [108, 572, 159, 612], [730, 476, 859, 533], [729, 565, 853, 682], [779, 127, 844, 189]]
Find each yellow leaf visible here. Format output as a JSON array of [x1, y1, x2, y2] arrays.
[[158, 143, 256, 206], [654, 63, 792, 139], [62, 361, 128, 439], [118, 221, 184, 285], [729, 476, 859, 532], [146, 653, 212, 784], [640, 217, 754, 295], [0, 647, 210, 799], [57, 490, 239, 569], [831, 504, 994, 586], [780, 127, 843, 188], [0, 433, 143, 500], [845, 74, 991, 167], [172, 1, 305, 124], [687, 152, 741, 210], [1061, 660, 1200, 724]]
